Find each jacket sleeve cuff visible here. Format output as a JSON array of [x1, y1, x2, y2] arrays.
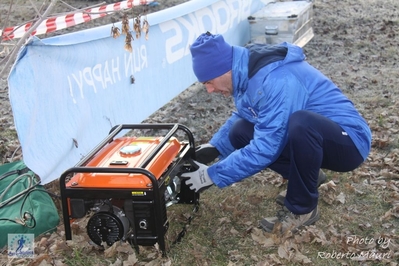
[[207, 163, 228, 188]]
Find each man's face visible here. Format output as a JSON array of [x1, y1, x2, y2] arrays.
[[202, 70, 232, 97]]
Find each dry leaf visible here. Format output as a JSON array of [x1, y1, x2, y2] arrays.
[[251, 227, 276, 248], [104, 242, 119, 258], [294, 230, 311, 243], [277, 244, 290, 260], [264, 254, 283, 265], [115, 242, 134, 254], [110, 258, 122, 266], [292, 251, 312, 264], [123, 253, 139, 266], [319, 180, 338, 204], [218, 217, 231, 224], [230, 227, 239, 235], [161, 259, 172, 266], [28, 254, 52, 266], [336, 192, 346, 204]]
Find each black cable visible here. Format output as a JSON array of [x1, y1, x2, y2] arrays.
[[171, 202, 199, 246], [0, 167, 29, 182], [0, 184, 44, 229]]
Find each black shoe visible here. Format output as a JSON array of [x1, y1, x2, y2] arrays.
[[275, 169, 327, 206]]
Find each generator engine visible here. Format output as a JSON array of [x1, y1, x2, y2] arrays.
[[86, 203, 129, 247], [59, 124, 199, 254]]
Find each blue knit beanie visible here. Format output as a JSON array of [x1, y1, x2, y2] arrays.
[[190, 33, 233, 82]]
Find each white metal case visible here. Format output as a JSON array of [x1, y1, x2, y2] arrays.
[[249, 1, 314, 47]]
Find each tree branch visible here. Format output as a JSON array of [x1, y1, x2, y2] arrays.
[[0, 0, 58, 79]]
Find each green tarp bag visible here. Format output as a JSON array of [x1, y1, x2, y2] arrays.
[[0, 161, 60, 249]]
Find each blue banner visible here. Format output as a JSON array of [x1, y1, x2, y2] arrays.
[[8, 0, 268, 184]]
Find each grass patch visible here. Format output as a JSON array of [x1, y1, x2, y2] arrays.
[[164, 169, 398, 265]]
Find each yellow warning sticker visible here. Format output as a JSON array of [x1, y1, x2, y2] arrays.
[[131, 191, 146, 196]]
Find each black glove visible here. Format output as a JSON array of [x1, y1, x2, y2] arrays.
[[195, 143, 220, 164]]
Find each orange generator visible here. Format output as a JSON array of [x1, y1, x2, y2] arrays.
[[59, 124, 199, 254]]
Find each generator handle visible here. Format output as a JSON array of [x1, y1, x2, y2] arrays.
[[76, 123, 196, 168], [138, 124, 194, 168]]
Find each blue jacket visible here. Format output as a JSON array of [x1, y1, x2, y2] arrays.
[[207, 42, 371, 188]]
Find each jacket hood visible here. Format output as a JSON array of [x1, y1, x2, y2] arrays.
[[231, 42, 306, 97]]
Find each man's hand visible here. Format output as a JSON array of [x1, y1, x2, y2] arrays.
[[195, 143, 220, 164], [181, 160, 214, 193]]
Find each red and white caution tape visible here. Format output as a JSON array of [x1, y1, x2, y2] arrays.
[[0, 0, 154, 41]]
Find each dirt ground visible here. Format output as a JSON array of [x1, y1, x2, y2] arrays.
[[1, 0, 399, 265]]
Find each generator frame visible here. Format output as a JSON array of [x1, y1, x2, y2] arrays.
[[59, 123, 199, 254]]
